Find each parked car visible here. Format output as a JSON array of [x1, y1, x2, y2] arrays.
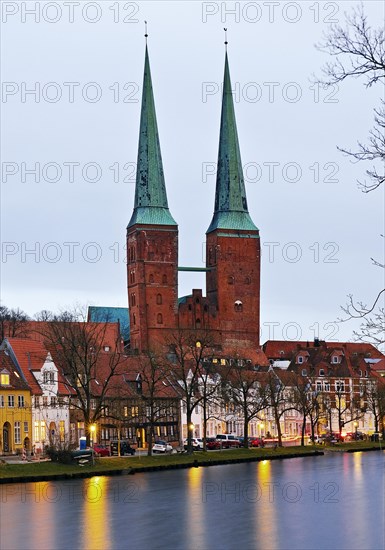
[[110, 440, 136, 456], [152, 440, 173, 454], [183, 438, 203, 451], [345, 431, 365, 441], [250, 437, 264, 448], [206, 437, 221, 450], [215, 434, 240, 448], [93, 443, 110, 457]]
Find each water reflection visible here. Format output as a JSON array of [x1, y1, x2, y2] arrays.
[[186, 466, 204, 550], [82, 477, 111, 550], [1, 452, 384, 550]]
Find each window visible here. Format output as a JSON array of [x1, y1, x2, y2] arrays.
[[90, 399, 96, 410], [319, 369, 325, 377], [298, 356, 304, 364], [131, 406, 139, 417], [332, 356, 339, 364], [195, 319, 201, 329], [43, 396, 49, 406], [234, 301, 243, 312], [51, 397, 57, 407], [301, 369, 307, 376], [157, 313, 163, 324], [43, 371, 55, 384], [335, 381, 345, 393], [8, 395, 14, 408], [14, 422, 21, 444], [24, 421, 28, 433], [104, 346, 110, 352], [124, 406, 128, 417], [0, 396, 4, 407], [149, 274, 154, 283], [324, 382, 330, 392], [156, 293, 162, 305], [40, 421, 46, 441], [18, 395, 24, 408], [316, 382, 322, 392], [228, 276, 234, 285], [0, 372, 10, 385], [245, 276, 251, 284], [59, 421, 65, 442], [129, 270, 135, 284], [133, 313, 136, 326]]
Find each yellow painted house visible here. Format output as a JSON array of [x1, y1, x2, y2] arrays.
[[0, 350, 32, 454]]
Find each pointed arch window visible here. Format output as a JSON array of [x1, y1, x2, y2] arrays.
[[156, 293, 162, 305], [234, 300, 243, 312]]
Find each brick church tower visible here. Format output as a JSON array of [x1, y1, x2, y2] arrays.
[[127, 45, 261, 357], [205, 52, 261, 351], [127, 45, 178, 353]]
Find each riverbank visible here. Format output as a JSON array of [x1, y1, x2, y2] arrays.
[[1, 441, 383, 484], [0, 446, 321, 483]]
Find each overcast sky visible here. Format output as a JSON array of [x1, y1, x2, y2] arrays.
[[1, 1, 384, 345]]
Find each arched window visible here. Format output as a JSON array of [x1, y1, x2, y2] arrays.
[[157, 313, 163, 324], [133, 314, 136, 326], [245, 276, 251, 285], [156, 294, 162, 305], [234, 300, 243, 312], [228, 276, 234, 285]]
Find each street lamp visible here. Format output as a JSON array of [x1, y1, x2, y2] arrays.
[[90, 424, 96, 465]]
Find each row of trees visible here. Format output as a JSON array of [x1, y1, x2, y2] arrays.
[[1, 305, 385, 455]]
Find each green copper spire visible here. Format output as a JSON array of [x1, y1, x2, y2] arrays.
[[128, 45, 177, 228], [207, 52, 258, 234]]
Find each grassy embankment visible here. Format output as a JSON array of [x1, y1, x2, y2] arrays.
[[0, 441, 382, 482]]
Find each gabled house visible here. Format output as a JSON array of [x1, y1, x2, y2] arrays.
[[0, 349, 32, 454], [1, 338, 73, 453]]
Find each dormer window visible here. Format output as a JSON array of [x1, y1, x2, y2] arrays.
[[0, 371, 10, 386], [301, 369, 307, 376], [332, 356, 339, 364], [298, 356, 304, 364], [43, 371, 55, 384], [319, 369, 325, 377]]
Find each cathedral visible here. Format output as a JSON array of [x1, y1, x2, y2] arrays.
[[90, 43, 263, 362], [125, 44, 262, 361]]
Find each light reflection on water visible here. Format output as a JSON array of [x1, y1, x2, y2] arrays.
[[0, 452, 384, 550]]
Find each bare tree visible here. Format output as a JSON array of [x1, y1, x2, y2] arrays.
[[164, 330, 215, 454], [222, 362, 267, 448], [0, 305, 30, 340], [35, 306, 125, 444], [363, 377, 385, 436], [316, 4, 384, 189], [316, 5, 385, 345], [263, 370, 293, 447]]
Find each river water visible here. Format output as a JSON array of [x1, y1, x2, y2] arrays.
[[0, 452, 384, 550]]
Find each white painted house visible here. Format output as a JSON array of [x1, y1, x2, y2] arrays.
[[1, 338, 73, 453]]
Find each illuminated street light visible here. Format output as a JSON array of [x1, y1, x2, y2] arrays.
[[90, 424, 96, 465]]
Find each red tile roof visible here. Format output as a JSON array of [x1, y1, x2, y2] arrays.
[[5, 338, 73, 396]]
